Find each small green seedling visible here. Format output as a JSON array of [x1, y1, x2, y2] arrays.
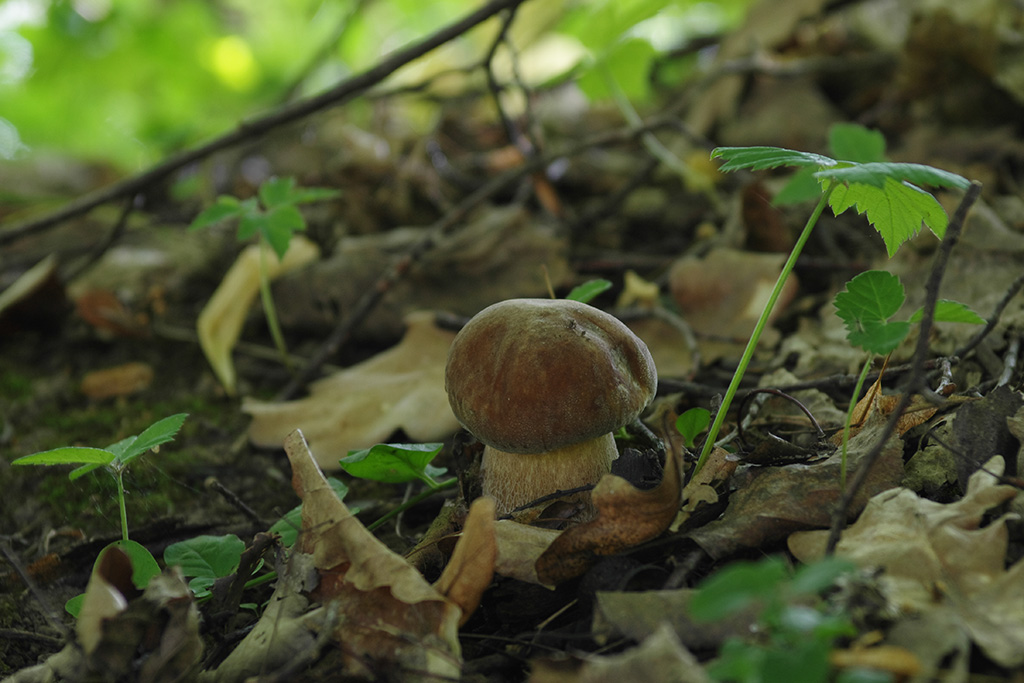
[[189, 176, 339, 367], [676, 407, 711, 450], [689, 556, 883, 683], [832, 270, 983, 485], [12, 413, 189, 615], [566, 278, 613, 303], [693, 127, 971, 476]]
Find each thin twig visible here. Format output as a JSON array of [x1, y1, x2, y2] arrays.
[[825, 180, 982, 554], [0, 0, 530, 247], [954, 271, 1024, 358]]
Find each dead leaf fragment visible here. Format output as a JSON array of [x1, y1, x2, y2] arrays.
[[244, 311, 461, 469], [535, 449, 682, 585], [789, 456, 1024, 667], [434, 496, 497, 625], [80, 361, 154, 400], [196, 235, 319, 395]]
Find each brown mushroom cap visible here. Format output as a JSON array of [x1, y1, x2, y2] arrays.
[[445, 298, 657, 453]]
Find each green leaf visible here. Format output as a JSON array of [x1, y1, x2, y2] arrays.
[[263, 203, 306, 260], [566, 279, 612, 303], [258, 176, 297, 208], [339, 443, 446, 486], [817, 162, 969, 191], [711, 146, 839, 173], [828, 123, 887, 163], [237, 211, 268, 242], [688, 557, 789, 622], [675, 407, 710, 449], [833, 270, 910, 355], [119, 413, 188, 465], [11, 447, 114, 467], [910, 300, 985, 325], [826, 177, 950, 256], [164, 534, 245, 581], [287, 186, 340, 205], [773, 167, 822, 206], [189, 195, 247, 231]]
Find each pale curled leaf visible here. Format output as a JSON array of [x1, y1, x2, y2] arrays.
[[788, 456, 1024, 667], [282, 430, 463, 680], [434, 497, 497, 626], [196, 235, 319, 395], [245, 311, 461, 469]]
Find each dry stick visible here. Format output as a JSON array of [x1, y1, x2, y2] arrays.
[[825, 181, 983, 555], [954, 271, 1024, 359], [0, 0, 530, 247]]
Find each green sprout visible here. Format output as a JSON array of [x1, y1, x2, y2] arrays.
[[693, 127, 971, 477]]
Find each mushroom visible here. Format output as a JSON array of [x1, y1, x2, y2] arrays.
[[444, 298, 657, 519]]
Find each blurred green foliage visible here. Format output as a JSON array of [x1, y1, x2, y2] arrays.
[[0, 0, 752, 173]]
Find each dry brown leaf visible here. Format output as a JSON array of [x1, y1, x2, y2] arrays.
[[494, 520, 563, 585], [196, 235, 319, 395], [245, 311, 461, 469], [77, 546, 133, 655], [285, 429, 462, 679], [789, 456, 1024, 667], [529, 622, 710, 683], [534, 449, 682, 585], [833, 373, 945, 445], [434, 496, 497, 626], [672, 446, 736, 532], [668, 248, 799, 363], [80, 361, 154, 400], [688, 416, 903, 559]]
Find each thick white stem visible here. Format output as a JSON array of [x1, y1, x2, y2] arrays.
[[480, 433, 618, 519]]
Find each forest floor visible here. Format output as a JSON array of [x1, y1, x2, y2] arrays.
[[2, 1, 1024, 681]]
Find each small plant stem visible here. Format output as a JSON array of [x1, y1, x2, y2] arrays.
[[693, 186, 834, 477], [366, 477, 458, 532], [258, 237, 292, 371], [839, 358, 873, 489], [115, 470, 130, 541]]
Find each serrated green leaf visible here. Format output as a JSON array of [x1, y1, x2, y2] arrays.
[[69, 462, 106, 480], [828, 123, 887, 163], [263, 204, 306, 260], [258, 176, 296, 208], [189, 196, 245, 231], [817, 162, 969, 191], [11, 447, 114, 467], [120, 413, 188, 465], [826, 177, 949, 256], [711, 146, 839, 173], [339, 443, 445, 486], [834, 270, 911, 354], [910, 300, 985, 324], [566, 279, 612, 303]]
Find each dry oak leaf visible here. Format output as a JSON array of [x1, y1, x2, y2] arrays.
[[831, 373, 955, 445], [789, 456, 1024, 668], [688, 415, 903, 560], [534, 448, 682, 585], [433, 497, 497, 626], [244, 311, 461, 470], [197, 234, 319, 396], [671, 446, 737, 532], [212, 430, 474, 682]]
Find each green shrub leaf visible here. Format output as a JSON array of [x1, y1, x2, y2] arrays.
[[834, 270, 910, 354], [11, 447, 114, 467], [688, 557, 788, 622], [121, 413, 188, 465], [711, 146, 839, 172], [910, 300, 985, 325], [566, 279, 612, 303], [339, 443, 446, 486], [675, 407, 710, 449]]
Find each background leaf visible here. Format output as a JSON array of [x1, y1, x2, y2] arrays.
[[910, 300, 986, 325], [566, 279, 612, 303], [339, 442, 445, 485], [828, 123, 887, 163]]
